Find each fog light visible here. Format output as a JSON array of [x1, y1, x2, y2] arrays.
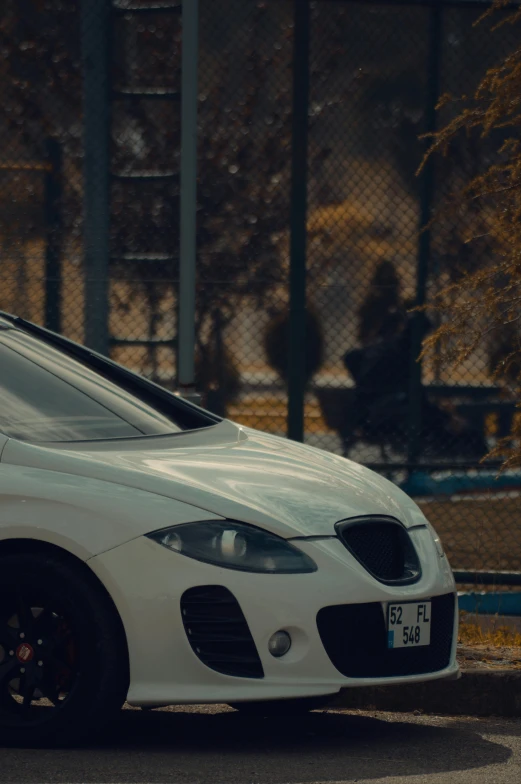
[[268, 630, 291, 658]]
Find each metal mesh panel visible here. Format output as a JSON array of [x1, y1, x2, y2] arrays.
[[195, 0, 293, 424], [0, 1, 83, 341], [307, 0, 428, 457], [305, 1, 521, 576], [109, 1, 182, 381], [0, 0, 520, 579]]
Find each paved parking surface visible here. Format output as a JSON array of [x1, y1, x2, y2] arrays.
[[1, 705, 520, 783]]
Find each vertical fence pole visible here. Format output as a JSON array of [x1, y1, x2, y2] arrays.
[[81, 0, 110, 355], [287, 0, 310, 442], [44, 138, 62, 333], [178, 0, 199, 401], [407, 2, 442, 467]]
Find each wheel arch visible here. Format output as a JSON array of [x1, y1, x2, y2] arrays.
[[0, 537, 130, 679]]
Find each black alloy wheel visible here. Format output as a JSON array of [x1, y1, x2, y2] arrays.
[[0, 552, 129, 746], [0, 592, 78, 718]]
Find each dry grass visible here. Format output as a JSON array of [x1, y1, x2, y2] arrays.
[[458, 620, 521, 669], [458, 614, 521, 668], [459, 616, 521, 648]]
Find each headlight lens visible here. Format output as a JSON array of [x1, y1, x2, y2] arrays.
[[146, 521, 317, 573]]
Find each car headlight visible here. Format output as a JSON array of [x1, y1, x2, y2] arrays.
[[427, 522, 445, 558], [146, 521, 318, 574]]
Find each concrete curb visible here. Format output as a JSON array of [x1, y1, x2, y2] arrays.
[[329, 669, 521, 717]]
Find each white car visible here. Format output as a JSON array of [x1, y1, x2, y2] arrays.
[[0, 312, 458, 746]]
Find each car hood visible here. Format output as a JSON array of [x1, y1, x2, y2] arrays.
[[3, 420, 426, 538]]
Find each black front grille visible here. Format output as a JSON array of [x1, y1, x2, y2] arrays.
[[336, 517, 421, 584], [317, 592, 455, 678], [180, 585, 264, 679]]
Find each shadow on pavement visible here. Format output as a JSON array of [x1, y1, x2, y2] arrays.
[[0, 707, 513, 783]]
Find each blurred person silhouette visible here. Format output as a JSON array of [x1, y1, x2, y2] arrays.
[[357, 259, 407, 347], [345, 260, 410, 395]]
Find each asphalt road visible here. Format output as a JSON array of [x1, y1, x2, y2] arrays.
[[1, 705, 520, 784]]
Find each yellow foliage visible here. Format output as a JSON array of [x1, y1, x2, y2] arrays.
[[422, 0, 521, 469]]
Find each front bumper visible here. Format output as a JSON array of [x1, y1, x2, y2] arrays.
[[88, 527, 458, 707]]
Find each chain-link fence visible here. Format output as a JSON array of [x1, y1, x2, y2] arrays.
[[1, 0, 520, 579]]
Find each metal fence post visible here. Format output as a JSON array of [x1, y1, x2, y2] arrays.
[[44, 138, 63, 334], [178, 0, 199, 402], [287, 0, 310, 443], [81, 0, 111, 354], [407, 2, 442, 467]]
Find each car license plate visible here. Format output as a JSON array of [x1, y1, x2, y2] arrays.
[[387, 601, 431, 649]]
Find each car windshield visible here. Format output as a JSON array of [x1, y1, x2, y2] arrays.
[[0, 329, 187, 442]]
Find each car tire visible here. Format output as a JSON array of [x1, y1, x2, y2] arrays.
[[228, 696, 332, 716], [0, 551, 129, 747]]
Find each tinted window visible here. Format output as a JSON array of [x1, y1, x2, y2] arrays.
[[0, 331, 184, 442]]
